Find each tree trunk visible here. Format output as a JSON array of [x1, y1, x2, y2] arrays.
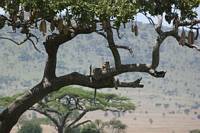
[[0, 83, 52, 132], [58, 126, 64, 133]]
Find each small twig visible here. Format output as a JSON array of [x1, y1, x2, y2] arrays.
[[96, 31, 107, 39], [109, 45, 134, 57], [141, 12, 155, 26], [93, 88, 97, 104], [116, 28, 122, 39], [28, 38, 41, 53], [0, 37, 22, 45], [190, 27, 200, 40], [72, 120, 92, 129], [29, 33, 39, 43], [185, 43, 200, 51], [0, 34, 41, 53]]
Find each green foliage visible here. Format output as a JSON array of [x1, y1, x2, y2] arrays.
[[79, 119, 127, 133], [30, 118, 52, 125], [65, 127, 81, 133], [137, 0, 200, 22], [18, 121, 42, 133], [46, 86, 135, 112], [190, 129, 200, 133], [0, 86, 135, 112], [80, 122, 100, 133], [1, 0, 199, 32], [0, 0, 137, 30], [0, 86, 134, 133], [0, 93, 23, 106], [109, 118, 127, 130]]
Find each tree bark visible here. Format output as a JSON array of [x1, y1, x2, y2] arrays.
[[58, 126, 64, 133], [0, 83, 48, 132], [103, 20, 121, 69]]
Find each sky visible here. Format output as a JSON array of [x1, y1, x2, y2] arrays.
[[136, 7, 200, 27]]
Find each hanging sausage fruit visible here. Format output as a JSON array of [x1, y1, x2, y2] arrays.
[[0, 16, 5, 29], [188, 30, 194, 45], [50, 20, 55, 32], [39, 19, 47, 36], [179, 27, 185, 46], [57, 18, 64, 33], [131, 20, 138, 36]]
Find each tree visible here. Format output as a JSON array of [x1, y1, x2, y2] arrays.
[[0, 86, 135, 133], [18, 121, 42, 133], [108, 119, 127, 133], [0, 0, 200, 132]]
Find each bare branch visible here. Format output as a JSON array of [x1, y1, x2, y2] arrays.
[[116, 28, 122, 39], [140, 12, 155, 26], [44, 108, 63, 116], [0, 33, 41, 53], [63, 112, 72, 127], [0, 37, 22, 45], [95, 31, 107, 39], [166, 29, 200, 52], [28, 38, 41, 53], [155, 15, 164, 35], [119, 78, 144, 88], [29, 107, 59, 127], [109, 45, 134, 56], [72, 120, 92, 129], [67, 110, 88, 128]]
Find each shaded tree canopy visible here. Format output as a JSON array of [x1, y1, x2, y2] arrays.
[[0, 0, 200, 132], [32, 87, 134, 133]]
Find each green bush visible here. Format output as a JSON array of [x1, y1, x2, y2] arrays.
[[190, 129, 200, 133], [80, 123, 100, 133], [65, 127, 81, 133], [18, 121, 42, 133]]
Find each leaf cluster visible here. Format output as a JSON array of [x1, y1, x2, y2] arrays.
[[44, 86, 135, 112], [0, 93, 23, 107]]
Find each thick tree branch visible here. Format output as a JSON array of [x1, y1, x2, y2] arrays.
[[0, 24, 104, 131], [103, 20, 121, 68], [163, 29, 200, 52], [55, 72, 145, 89], [0, 83, 52, 133]]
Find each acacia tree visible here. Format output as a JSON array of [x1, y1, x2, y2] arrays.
[[0, 0, 200, 132], [30, 87, 134, 133]]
